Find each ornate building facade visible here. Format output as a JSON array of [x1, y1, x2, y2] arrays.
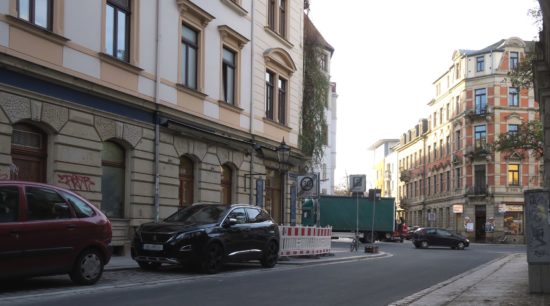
[[0, 0, 307, 254], [397, 37, 541, 243]]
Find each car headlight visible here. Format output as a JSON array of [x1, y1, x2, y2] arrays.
[[174, 230, 205, 241]]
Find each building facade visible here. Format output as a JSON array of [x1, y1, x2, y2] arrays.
[[397, 38, 541, 243], [0, 0, 307, 254], [369, 139, 399, 198]]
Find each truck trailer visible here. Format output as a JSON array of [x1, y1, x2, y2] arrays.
[[302, 195, 400, 242]]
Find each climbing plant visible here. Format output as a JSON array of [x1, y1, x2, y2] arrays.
[[300, 33, 330, 168]]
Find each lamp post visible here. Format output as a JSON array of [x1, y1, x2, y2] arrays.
[[277, 138, 290, 225]]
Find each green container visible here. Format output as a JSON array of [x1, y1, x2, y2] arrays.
[[302, 195, 395, 233]]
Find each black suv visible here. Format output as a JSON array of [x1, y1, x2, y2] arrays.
[[131, 203, 280, 273], [412, 227, 469, 250]]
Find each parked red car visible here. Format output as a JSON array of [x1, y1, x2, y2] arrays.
[[0, 181, 112, 285]]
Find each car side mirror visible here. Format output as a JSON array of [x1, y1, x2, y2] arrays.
[[224, 218, 238, 228]]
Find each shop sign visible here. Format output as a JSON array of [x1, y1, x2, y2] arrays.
[[498, 204, 507, 213], [506, 204, 523, 212], [452, 204, 463, 213]]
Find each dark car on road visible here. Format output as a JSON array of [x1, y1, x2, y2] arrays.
[[131, 203, 280, 273], [0, 181, 112, 285], [412, 227, 469, 250]]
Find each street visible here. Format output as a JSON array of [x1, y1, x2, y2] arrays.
[[0, 241, 525, 306]]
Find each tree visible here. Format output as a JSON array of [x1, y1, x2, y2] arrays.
[[492, 120, 543, 158]]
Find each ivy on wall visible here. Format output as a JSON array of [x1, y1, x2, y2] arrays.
[[300, 33, 330, 169]]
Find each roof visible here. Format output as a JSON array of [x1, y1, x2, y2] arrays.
[[304, 14, 335, 55]]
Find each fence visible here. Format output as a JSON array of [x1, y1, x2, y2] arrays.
[[278, 225, 332, 257]]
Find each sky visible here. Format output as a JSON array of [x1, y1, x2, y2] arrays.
[[306, 0, 541, 189]]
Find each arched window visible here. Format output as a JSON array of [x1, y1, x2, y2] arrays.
[[11, 123, 47, 182], [221, 165, 232, 204], [101, 141, 125, 218], [179, 156, 194, 206]]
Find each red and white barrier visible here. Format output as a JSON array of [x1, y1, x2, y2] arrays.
[[278, 225, 332, 257]]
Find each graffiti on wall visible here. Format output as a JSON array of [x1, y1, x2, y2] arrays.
[[525, 190, 550, 263], [57, 174, 96, 191]]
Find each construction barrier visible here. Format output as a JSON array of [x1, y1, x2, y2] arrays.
[[278, 225, 332, 257]]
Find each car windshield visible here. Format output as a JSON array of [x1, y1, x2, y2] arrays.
[[164, 205, 227, 225]]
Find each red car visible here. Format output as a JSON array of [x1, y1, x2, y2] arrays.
[[0, 181, 112, 285]]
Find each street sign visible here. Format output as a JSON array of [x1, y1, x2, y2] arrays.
[[297, 174, 318, 198], [349, 175, 366, 193]]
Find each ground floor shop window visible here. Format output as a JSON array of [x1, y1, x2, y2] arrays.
[[101, 141, 125, 218], [503, 210, 523, 235]]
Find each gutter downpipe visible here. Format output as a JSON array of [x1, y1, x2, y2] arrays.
[[249, 0, 255, 205], [154, 0, 161, 222]]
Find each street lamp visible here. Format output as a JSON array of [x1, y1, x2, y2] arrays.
[[277, 138, 290, 166]]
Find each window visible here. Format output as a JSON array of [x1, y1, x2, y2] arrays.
[[476, 56, 484, 72], [105, 0, 130, 61], [17, 0, 52, 30], [320, 53, 328, 71], [61, 191, 96, 218], [455, 168, 461, 188], [433, 176, 437, 194], [446, 171, 450, 191], [278, 77, 287, 124], [509, 87, 519, 107], [101, 142, 125, 218], [11, 123, 47, 182], [508, 164, 520, 186], [427, 146, 431, 162], [267, 0, 288, 38], [504, 207, 523, 235], [433, 142, 437, 160], [474, 125, 487, 149], [455, 62, 461, 79], [455, 96, 460, 115], [26, 186, 71, 220], [475, 88, 487, 114], [455, 130, 461, 150], [278, 0, 286, 37], [179, 156, 194, 206], [0, 186, 19, 223], [221, 165, 233, 204], [508, 124, 519, 136], [181, 24, 199, 90], [439, 139, 444, 158], [265, 71, 275, 120], [446, 103, 450, 121], [222, 47, 236, 105], [510, 52, 519, 70], [439, 173, 443, 193], [446, 136, 450, 155]]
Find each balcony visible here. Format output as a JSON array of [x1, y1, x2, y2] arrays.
[[399, 169, 411, 182], [465, 107, 492, 122], [466, 185, 489, 197], [465, 144, 492, 161]]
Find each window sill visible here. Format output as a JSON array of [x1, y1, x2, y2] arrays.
[[218, 100, 243, 113], [5, 15, 69, 45], [263, 117, 291, 131], [263, 26, 293, 49], [176, 83, 208, 99], [98, 52, 143, 74], [220, 0, 248, 16]]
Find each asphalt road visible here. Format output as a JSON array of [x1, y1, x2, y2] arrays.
[[1, 241, 525, 306]]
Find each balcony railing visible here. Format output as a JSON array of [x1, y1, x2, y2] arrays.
[[466, 185, 489, 196]]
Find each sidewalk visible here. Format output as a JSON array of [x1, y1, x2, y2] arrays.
[[390, 253, 550, 306]]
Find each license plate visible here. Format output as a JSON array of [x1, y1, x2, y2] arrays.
[[143, 244, 163, 251]]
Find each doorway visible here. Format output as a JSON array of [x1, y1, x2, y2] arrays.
[[475, 205, 486, 242], [11, 123, 47, 182]]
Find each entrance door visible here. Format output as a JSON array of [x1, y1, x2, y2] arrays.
[[265, 170, 282, 224], [11, 124, 47, 183], [475, 205, 486, 242]]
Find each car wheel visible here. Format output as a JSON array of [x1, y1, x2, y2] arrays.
[[413, 243, 420, 248], [138, 261, 161, 270], [420, 241, 429, 249], [201, 242, 224, 274], [69, 249, 104, 285], [457, 242, 465, 250], [261, 240, 279, 268]]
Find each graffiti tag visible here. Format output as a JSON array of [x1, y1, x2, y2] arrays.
[[57, 174, 96, 191]]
